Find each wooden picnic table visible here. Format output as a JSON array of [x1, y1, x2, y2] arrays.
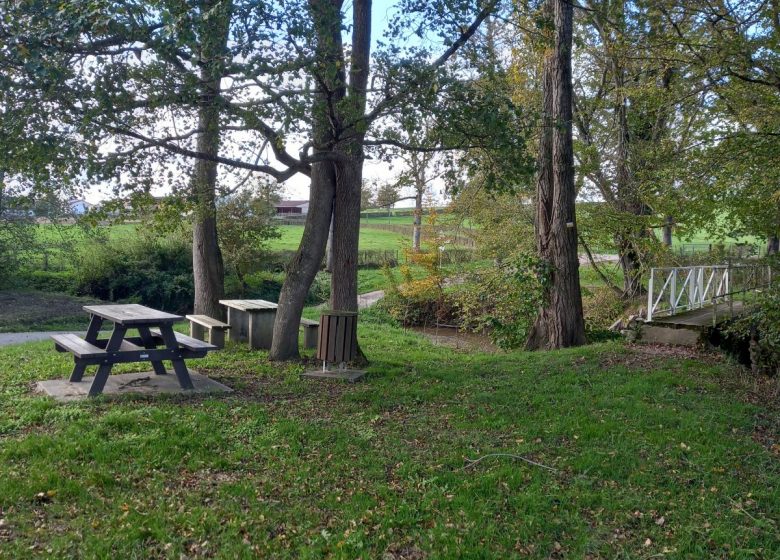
[[51, 304, 216, 397], [219, 299, 278, 350]]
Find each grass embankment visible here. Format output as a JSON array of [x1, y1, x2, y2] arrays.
[[0, 323, 777, 558]]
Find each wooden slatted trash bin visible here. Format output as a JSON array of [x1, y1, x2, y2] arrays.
[[301, 311, 365, 382]]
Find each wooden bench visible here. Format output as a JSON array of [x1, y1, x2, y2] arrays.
[[52, 334, 108, 363], [149, 328, 217, 352], [300, 318, 320, 350], [185, 314, 230, 348]]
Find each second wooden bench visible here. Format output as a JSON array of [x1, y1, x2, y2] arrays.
[[185, 315, 231, 349]]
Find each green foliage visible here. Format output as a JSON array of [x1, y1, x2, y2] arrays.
[[454, 254, 545, 349], [20, 270, 73, 293], [73, 232, 194, 313], [0, 218, 36, 287], [381, 248, 545, 349], [725, 280, 780, 375], [217, 190, 281, 291], [581, 285, 626, 336]]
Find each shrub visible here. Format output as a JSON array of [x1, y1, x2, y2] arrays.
[[21, 270, 74, 293], [581, 286, 626, 331], [453, 255, 544, 349], [379, 253, 545, 350], [73, 233, 194, 313], [724, 282, 780, 375]]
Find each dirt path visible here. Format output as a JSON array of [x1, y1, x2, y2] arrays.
[[357, 290, 385, 309]]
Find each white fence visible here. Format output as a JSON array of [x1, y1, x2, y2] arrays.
[[646, 264, 772, 321]]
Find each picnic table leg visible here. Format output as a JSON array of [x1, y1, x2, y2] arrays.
[[137, 326, 168, 376], [248, 310, 275, 350], [227, 308, 247, 343], [88, 325, 126, 397], [157, 324, 195, 390], [70, 315, 103, 382]]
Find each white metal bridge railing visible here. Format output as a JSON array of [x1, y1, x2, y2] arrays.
[[646, 264, 772, 322]]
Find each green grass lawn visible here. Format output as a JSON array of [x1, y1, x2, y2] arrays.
[[34, 222, 138, 243], [0, 319, 778, 558], [268, 225, 409, 252], [361, 213, 477, 230]]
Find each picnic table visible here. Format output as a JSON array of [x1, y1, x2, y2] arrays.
[[51, 304, 216, 397], [219, 299, 278, 350]]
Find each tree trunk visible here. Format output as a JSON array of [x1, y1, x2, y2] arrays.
[[767, 235, 779, 255], [269, 0, 346, 361], [663, 215, 673, 246], [329, 0, 371, 314], [269, 163, 335, 360], [413, 190, 423, 251], [325, 212, 335, 272], [526, 0, 586, 350], [331, 155, 363, 311], [618, 236, 643, 298], [191, 0, 230, 320]]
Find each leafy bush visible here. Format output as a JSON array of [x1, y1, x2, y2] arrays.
[[581, 286, 626, 330], [453, 255, 544, 349], [0, 218, 37, 288], [378, 241, 457, 327], [379, 252, 545, 350], [725, 282, 780, 375], [20, 270, 74, 293], [73, 233, 194, 313], [217, 190, 281, 288]]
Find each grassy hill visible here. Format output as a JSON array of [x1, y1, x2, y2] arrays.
[[0, 321, 777, 557]]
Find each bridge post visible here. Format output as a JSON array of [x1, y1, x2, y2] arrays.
[[697, 267, 705, 309], [647, 269, 654, 321], [728, 262, 733, 318]]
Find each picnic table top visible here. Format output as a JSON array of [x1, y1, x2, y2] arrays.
[[83, 304, 183, 325], [219, 299, 278, 312]]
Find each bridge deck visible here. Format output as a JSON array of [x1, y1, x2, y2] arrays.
[[648, 300, 747, 329]]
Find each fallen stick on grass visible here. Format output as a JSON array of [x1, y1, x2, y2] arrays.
[[463, 453, 558, 473]]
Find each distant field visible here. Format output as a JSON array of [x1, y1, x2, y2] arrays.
[[270, 225, 409, 252], [361, 212, 475, 228], [34, 222, 137, 243]]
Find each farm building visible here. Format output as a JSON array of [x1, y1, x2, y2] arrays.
[[274, 200, 309, 215], [67, 199, 93, 215]]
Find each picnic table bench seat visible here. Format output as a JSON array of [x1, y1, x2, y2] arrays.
[[185, 314, 230, 348], [148, 328, 217, 352], [52, 333, 107, 359]]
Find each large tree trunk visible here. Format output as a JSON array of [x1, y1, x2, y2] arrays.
[[191, 0, 230, 319], [269, 163, 335, 360], [526, 0, 586, 350], [331, 155, 363, 311], [269, 0, 346, 361], [329, 0, 371, 314], [191, 136, 225, 319]]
